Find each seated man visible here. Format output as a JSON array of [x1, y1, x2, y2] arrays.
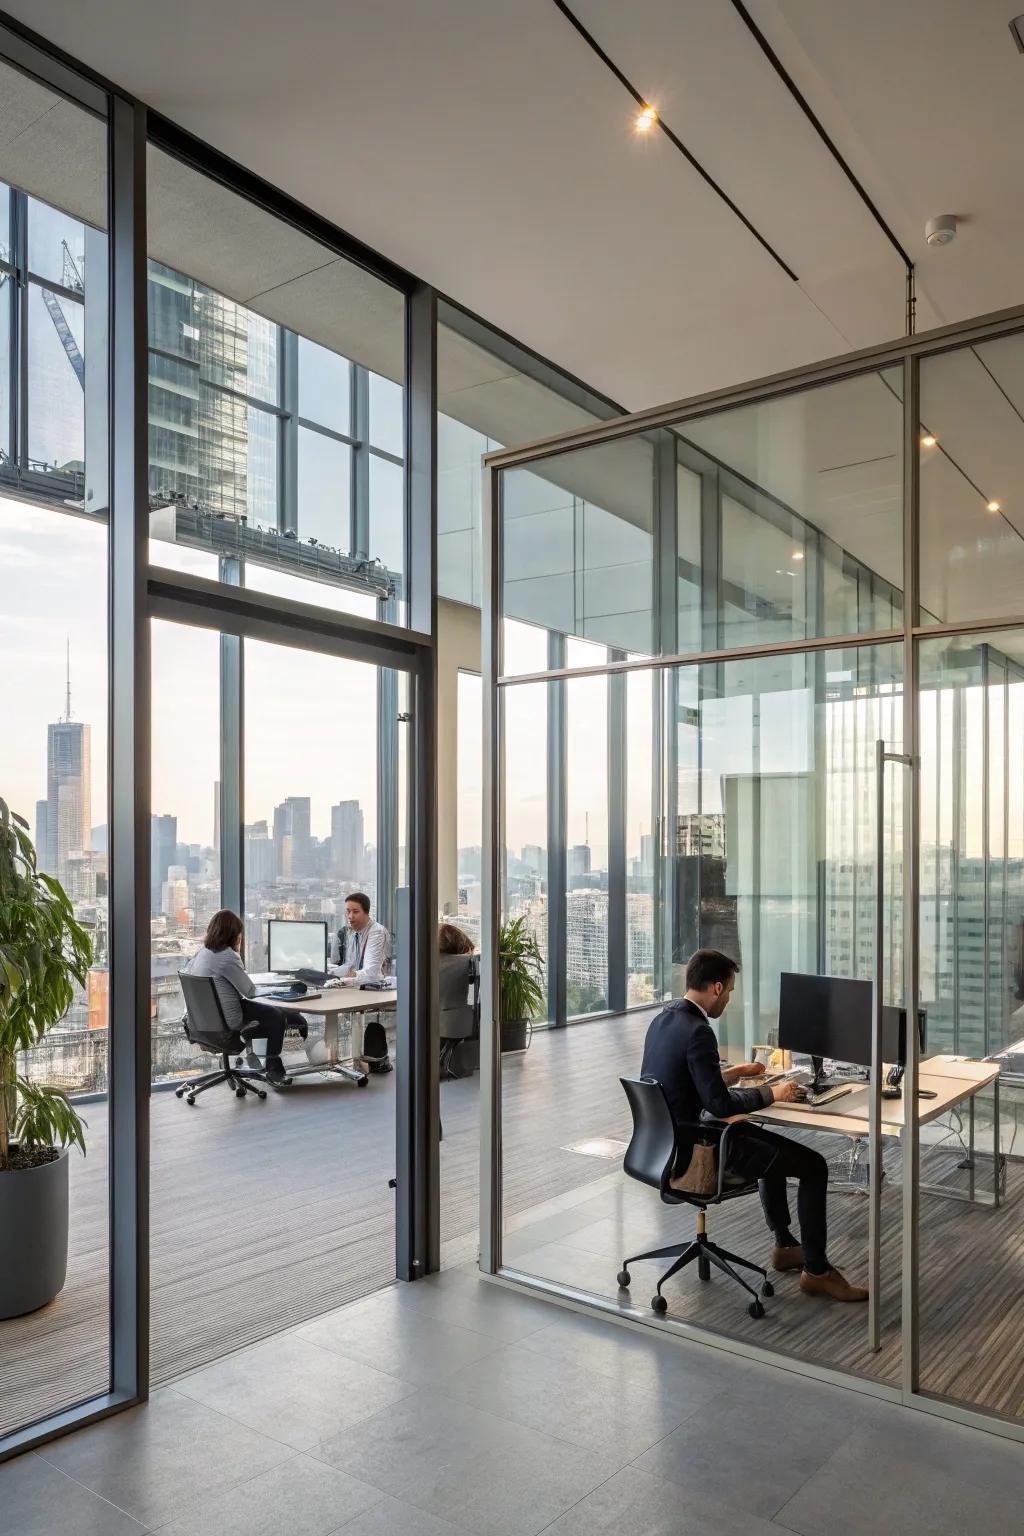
[[641, 948, 867, 1303], [331, 892, 393, 1072]]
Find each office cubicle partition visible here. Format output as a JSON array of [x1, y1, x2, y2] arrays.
[[481, 307, 1024, 1441]]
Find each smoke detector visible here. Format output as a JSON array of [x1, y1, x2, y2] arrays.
[[925, 214, 958, 248]]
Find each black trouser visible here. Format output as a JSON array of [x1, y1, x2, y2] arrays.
[[239, 998, 290, 1066], [727, 1123, 830, 1273]]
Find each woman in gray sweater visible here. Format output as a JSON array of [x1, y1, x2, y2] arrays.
[[187, 909, 290, 1084]]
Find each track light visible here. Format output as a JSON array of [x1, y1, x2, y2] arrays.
[[921, 434, 937, 448], [987, 501, 1002, 513], [634, 104, 658, 133]]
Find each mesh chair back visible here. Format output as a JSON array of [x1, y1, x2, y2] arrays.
[[620, 1076, 678, 1193], [179, 972, 237, 1052], [439, 953, 478, 1042]]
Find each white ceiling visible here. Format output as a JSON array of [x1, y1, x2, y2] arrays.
[[6, 0, 1024, 635], [5, 0, 1024, 415]]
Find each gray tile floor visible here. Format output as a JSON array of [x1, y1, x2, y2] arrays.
[[3, 1266, 1021, 1536]]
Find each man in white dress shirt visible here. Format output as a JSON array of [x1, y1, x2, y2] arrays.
[[331, 892, 393, 1071]]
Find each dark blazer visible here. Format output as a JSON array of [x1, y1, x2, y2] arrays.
[[640, 999, 773, 1161]]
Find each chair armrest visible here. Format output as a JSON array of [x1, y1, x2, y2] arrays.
[[674, 1117, 743, 1200]]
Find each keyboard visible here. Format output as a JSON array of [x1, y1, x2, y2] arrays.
[[804, 1085, 855, 1109]]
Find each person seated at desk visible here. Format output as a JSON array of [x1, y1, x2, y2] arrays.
[[641, 948, 868, 1304], [186, 909, 290, 1085], [331, 893, 393, 1072]]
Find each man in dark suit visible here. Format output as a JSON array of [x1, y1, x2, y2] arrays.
[[641, 948, 867, 1303]]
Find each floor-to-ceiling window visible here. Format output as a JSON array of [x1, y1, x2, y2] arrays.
[[0, 57, 112, 1440]]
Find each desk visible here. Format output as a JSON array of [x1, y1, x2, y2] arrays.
[[749, 1054, 1003, 1208], [253, 982, 398, 1086], [750, 1053, 1002, 1354]]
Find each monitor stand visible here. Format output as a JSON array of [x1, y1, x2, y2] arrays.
[[810, 1055, 839, 1094]]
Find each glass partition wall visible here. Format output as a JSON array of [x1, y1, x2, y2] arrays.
[[483, 324, 1024, 1441]]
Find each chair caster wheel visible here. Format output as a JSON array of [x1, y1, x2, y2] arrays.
[[357, 1076, 369, 1087], [617, 1269, 631, 1289], [257, 1090, 267, 1100], [761, 1281, 774, 1298], [235, 1086, 246, 1098], [175, 1088, 184, 1098], [651, 1294, 668, 1315], [186, 1095, 196, 1105], [748, 1300, 766, 1319]]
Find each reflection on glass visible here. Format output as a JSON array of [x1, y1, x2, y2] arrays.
[[146, 145, 406, 618], [503, 437, 655, 657], [369, 372, 403, 457], [150, 621, 220, 1083], [455, 671, 483, 943], [626, 667, 658, 1005], [920, 332, 1024, 627], [297, 425, 350, 546], [503, 680, 548, 1021], [919, 632, 1024, 1057], [678, 367, 903, 648], [28, 283, 85, 472], [243, 640, 379, 973], [501, 643, 902, 1380], [28, 200, 87, 286], [566, 638, 609, 1016], [369, 454, 404, 577], [299, 334, 350, 434]]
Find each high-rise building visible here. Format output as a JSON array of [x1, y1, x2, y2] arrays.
[[330, 800, 364, 880], [245, 820, 275, 887], [567, 844, 592, 882], [35, 799, 48, 867], [522, 844, 545, 876], [213, 780, 221, 853], [45, 652, 91, 886], [151, 814, 178, 916], [273, 796, 312, 880]]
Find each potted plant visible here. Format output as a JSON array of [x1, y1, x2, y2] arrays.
[[498, 915, 544, 1053], [0, 799, 90, 1319]]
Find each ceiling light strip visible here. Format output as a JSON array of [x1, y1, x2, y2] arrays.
[[550, 0, 799, 282], [729, 0, 915, 329]]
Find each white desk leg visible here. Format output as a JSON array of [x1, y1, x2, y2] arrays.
[[350, 1010, 365, 1062], [994, 1076, 1002, 1209], [324, 1011, 340, 1066]]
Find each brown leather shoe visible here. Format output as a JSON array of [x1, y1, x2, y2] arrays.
[[771, 1244, 805, 1272], [799, 1268, 869, 1303]]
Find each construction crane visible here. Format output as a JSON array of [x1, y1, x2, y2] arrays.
[[40, 239, 85, 390]]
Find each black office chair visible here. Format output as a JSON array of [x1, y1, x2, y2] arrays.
[[617, 1076, 774, 1320], [176, 973, 277, 1105], [439, 953, 480, 1080]]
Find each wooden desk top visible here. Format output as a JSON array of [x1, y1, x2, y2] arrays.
[[271, 988, 397, 1016], [751, 1056, 1000, 1139]]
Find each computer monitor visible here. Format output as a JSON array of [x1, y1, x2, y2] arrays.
[[779, 972, 926, 1077], [268, 919, 328, 975]]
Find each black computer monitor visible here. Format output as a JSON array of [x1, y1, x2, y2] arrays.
[[779, 972, 926, 1076], [267, 918, 328, 975]]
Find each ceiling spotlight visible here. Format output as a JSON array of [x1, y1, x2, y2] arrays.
[[921, 433, 937, 448], [635, 104, 658, 133], [792, 550, 805, 561], [925, 214, 958, 248], [987, 500, 1002, 513]]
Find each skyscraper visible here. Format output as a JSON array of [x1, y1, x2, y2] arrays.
[[213, 780, 221, 853], [273, 796, 312, 880], [151, 814, 178, 915], [46, 647, 91, 885], [330, 800, 364, 880], [35, 799, 49, 868], [567, 843, 592, 882]]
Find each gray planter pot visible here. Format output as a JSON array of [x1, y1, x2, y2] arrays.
[[0, 1146, 69, 1319], [500, 1017, 530, 1053]]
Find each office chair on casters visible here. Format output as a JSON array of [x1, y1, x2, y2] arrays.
[[439, 953, 480, 1080], [176, 973, 280, 1105], [617, 1076, 773, 1320]]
